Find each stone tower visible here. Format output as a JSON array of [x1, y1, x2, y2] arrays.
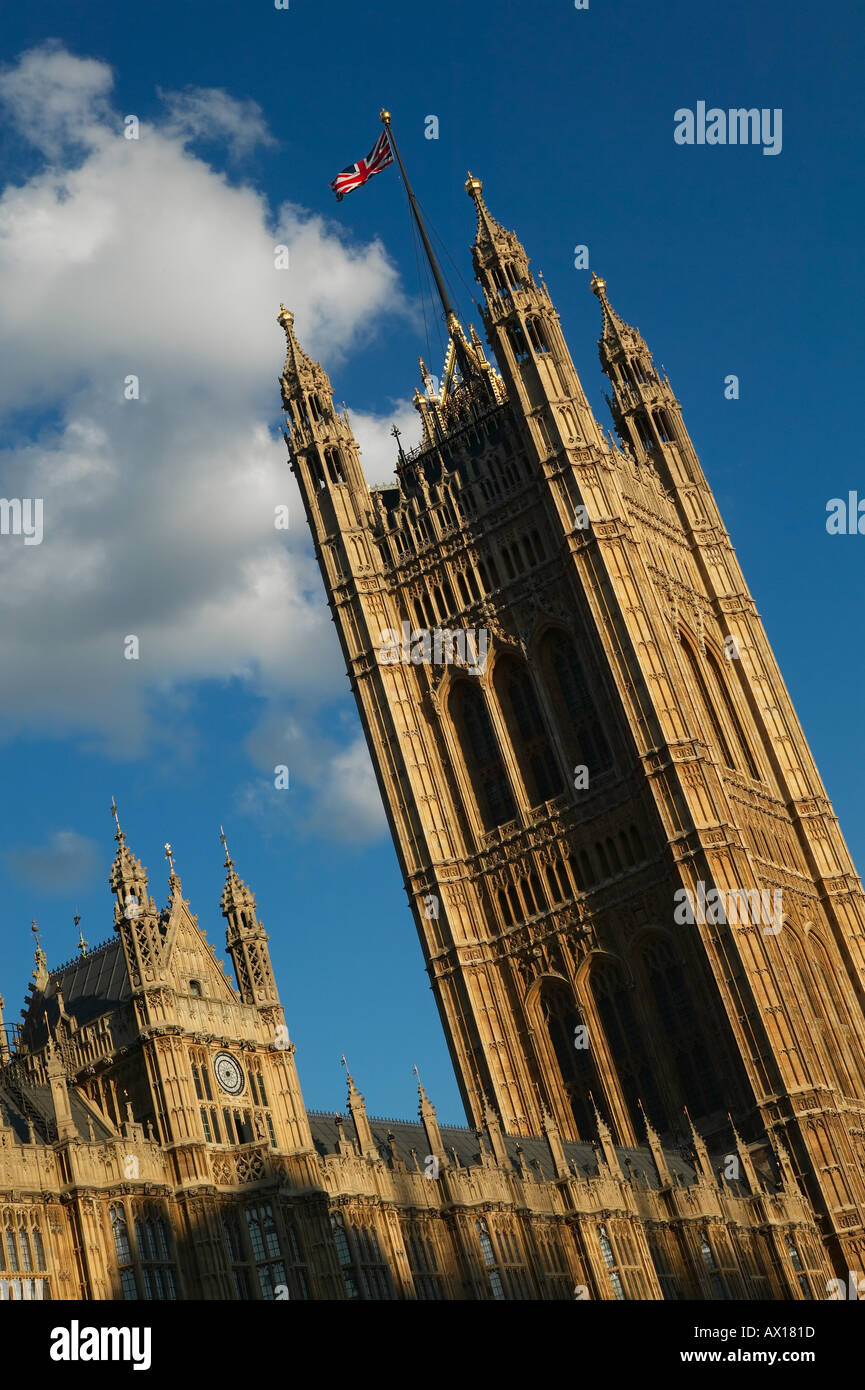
[[278, 174, 865, 1273]]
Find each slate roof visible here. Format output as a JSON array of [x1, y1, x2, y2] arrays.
[[307, 1111, 754, 1194], [21, 936, 130, 1049]]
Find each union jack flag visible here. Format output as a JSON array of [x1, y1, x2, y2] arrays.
[[330, 130, 394, 201]]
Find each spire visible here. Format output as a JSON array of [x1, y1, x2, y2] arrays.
[[415, 1065, 447, 1171], [539, 1099, 570, 1180], [219, 827, 279, 1006], [465, 172, 512, 254], [768, 1129, 802, 1196], [31, 920, 48, 989], [342, 1055, 376, 1157], [482, 1096, 509, 1167], [727, 1113, 761, 1194], [684, 1109, 717, 1186], [108, 798, 150, 922], [590, 271, 635, 353], [278, 304, 333, 399], [164, 841, 182, 900], [591, 1095, 622, 1178], [74, 912, 89, 959], [45, 1034, 76, 1141], [638, 1099, 672, 1187]]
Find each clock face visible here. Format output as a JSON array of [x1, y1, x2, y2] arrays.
[[213, 1051, 245, 1097]]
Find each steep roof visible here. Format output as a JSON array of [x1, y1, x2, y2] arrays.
[[306, 1112, 748, 1193], [20, 936, 130, 1050]]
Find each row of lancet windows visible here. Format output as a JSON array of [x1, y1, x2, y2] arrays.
[[496, 824, 648, 928], [450, 631, 613, 831]]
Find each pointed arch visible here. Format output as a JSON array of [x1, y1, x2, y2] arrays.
[[537, 627, 613, 779], [448, 680, 516, 831], [527, 975, 598, 1140], [492, 655, 564, 807]]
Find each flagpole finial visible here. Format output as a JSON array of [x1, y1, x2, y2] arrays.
[[379, 108, 391, 124]]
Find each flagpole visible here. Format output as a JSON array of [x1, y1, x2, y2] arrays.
[[379, 109, 473, 382]]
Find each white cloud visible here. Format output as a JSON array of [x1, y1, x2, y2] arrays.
[[158, 86, 276, 159], [0, 42, 412, 818], [0, 43, 423, 846]]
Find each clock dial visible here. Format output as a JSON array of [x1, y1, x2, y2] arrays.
[[213, 1051, 244, 1097]]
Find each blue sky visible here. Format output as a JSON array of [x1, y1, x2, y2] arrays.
[[0, 0, 862, 1126]]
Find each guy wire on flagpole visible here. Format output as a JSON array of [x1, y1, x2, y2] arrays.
[[379, 108, 474, 383]]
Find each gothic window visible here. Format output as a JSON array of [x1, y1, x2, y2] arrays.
[[501, 546, 515, 580], [223, 1217, 252, 1298], [596, 842, 610, 878], [591, 960, 663, 1131], [680, 635, 737, 771], [629, 823, 645, 860], [246, 1204, 287, 1300], [490, 266, 508, 294], [109, 1203, 137, 1299], [536, 978, 596, 1138], [526, 317, 550, 353], [457, 572, 471, 606], [597, 1225, 625, 1300], [634, 412, 654, 452], [307, 453, 327, 491], [498, 890, 513, 927], [189, 979, 202, 997], [606, 837, 622, 874], [508, 324, 530, 362], [540, 630, 613, 777], [406, 1224, 444, 1300], [330, 1215, 393, 1300], [494, 658, 564, 807], [618, 831, 631, 866], [655, 409, 674, 443], [546, 862, 567, 905], [135, 1214, 177, 1301], [324, 447, 346, 484], [520, 877, 537, 916], [578, 848, 594, 886], [705, 650, 761, 781], [475, 1219, 505, 1300], [700, 1234, 728, 1300], [450, 682, 516, 830], [640, 939, 723, 1122]]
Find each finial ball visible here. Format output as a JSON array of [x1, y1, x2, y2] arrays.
[[465, 172, 483, 199], [590, 273, 607, 298]]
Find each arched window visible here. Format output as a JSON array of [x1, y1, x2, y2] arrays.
[[536, 978, 596, 1138], [540, 630, 613, 778], [705, 650, 760, 781], [679, 636, 737, 771], [508, 324, 530, 362], [591, 959, 664, 1131], [450, 683, 516, 830], [640, 939, 724, 1121], [494, 658, 564, 806], [526, 317, 550, 353]]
